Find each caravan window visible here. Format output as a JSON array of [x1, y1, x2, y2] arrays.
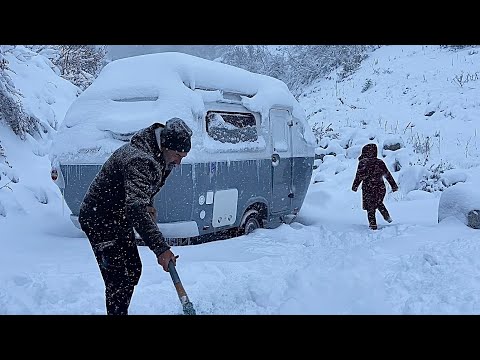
[[206, 111, 257, 144]]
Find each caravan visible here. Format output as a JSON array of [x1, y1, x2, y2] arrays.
[[50, 52, 316, 244]]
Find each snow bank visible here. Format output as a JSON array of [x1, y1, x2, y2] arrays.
[[398, 165, 427, 194]]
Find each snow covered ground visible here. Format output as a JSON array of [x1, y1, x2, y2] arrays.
[[1, 45, 479, 315]]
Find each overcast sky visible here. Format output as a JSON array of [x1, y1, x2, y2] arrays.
[[107, 45, 216, 60]]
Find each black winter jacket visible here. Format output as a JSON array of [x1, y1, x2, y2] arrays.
[[79, 123, 171, 256]]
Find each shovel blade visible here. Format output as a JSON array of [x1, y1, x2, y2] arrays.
[[183, 301, 196, 315]]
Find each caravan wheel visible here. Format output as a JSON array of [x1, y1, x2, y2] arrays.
[[240, 210, 262, 235]]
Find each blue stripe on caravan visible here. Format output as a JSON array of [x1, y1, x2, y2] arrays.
[[60, 156, 313, 237]]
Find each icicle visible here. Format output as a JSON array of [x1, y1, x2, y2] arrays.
[[257, 158, 260, 183], [208, 163, 212, 182], [62, 188, 65, 216]]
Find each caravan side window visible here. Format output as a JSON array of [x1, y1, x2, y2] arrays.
[[206, 111, 257, 144]]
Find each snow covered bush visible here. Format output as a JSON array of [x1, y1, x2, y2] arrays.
[[419, 161, 456, 192], [390, 155, 457, 194], [0, 140, 16, 191], [409, 133, 432, 165], [311, 122, 339, 146], [361, 78, 373, 93]]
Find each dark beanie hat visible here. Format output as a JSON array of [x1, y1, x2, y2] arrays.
[[160, 117, 193, 153]]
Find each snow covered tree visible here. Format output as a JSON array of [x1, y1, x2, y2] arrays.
[[217, 45, 376, 95], [51, 45, 108, 90], [216, 46, 289, 89], [26, 45, 108, 90], [0, 46, 41, 139], [219, 46, 270, 74], [281, 45, 375, 93]]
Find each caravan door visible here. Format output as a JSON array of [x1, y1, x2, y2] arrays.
[[270, 108, 293, 214]]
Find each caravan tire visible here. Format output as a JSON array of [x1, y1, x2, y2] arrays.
[[241, 210, 262, 235]]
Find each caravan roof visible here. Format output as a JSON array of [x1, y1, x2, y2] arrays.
[[50, 52, 315, 164]]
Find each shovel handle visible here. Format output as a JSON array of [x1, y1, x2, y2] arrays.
[[168, 260, 188, 303], [168, 260, 181, 284], [167, 260, 196, 315]]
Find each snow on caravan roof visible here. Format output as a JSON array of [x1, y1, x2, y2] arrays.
[[50, 52, 312, 164]]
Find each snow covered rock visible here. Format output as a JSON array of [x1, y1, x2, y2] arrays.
[[468, 210, 480, 229], [438, 183, 480, 229], [382, 136, 404, 152]]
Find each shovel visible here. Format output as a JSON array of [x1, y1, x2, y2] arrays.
[[168, 260, 196, 315]]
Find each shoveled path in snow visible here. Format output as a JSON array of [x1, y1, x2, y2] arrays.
[[2, 190, 479, 315]]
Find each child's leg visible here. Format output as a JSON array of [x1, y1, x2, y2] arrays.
[[367, 209, 377, 229], [378, 203, 392, 222]]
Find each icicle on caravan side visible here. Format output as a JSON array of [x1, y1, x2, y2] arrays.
[[50, 52, 316, 245]]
